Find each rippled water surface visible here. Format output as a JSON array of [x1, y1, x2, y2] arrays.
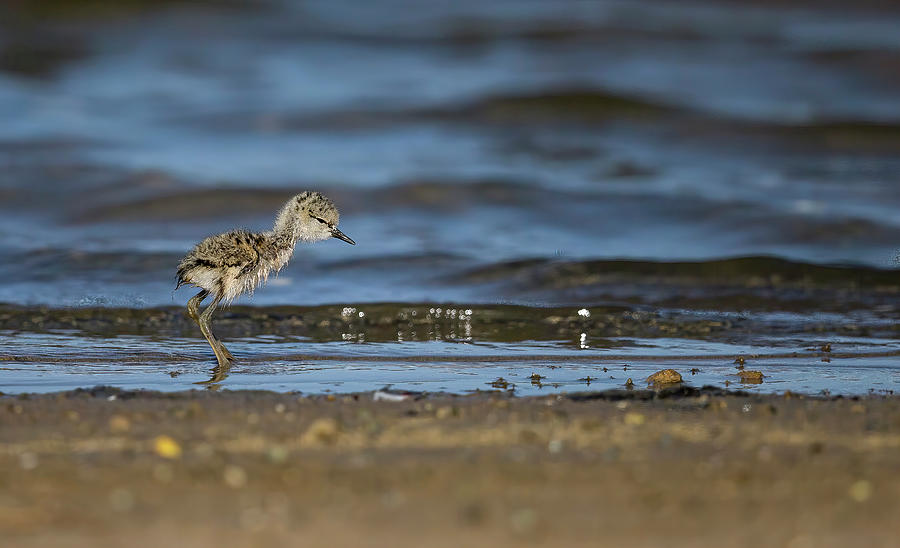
[[4, 328, 900, 396], [1, 1, 899, 394], [4, 332, 900, 396], [2, 302, 899, 394]]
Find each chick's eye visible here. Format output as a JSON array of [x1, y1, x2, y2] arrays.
[[312, 216, 327, 224]]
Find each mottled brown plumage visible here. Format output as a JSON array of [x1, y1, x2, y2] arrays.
[[177, 191, 354, 373]]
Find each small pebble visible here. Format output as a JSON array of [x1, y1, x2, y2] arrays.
[[738, 370, 764, 383], [267, 446, 289, 463], [193, 442, 215, 459], [302, 418, 340, 445], [153, 435, 183, 459], [18, 452, 38, 470], [646, 369, 682, 385], [223, 465, 248, 488], [435, 406, 454, 419], [848, 480, 872, 502], [109, 415, 131, 433], [489, 378, 510, 390]]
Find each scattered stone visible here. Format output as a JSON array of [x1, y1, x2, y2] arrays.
[[489, 378, 510, 390], [109, 415, 131, 433], [267, 446, 289, 463], [848, 480, 872, 502], [223, 465, 248, 488], [435, 406, 454, 419], [18, 452, 38, 470], [302, 418, 340, 445], [738, 370, 764, 384], [646, 369, 682, 385], [153, 435, 182, 459]]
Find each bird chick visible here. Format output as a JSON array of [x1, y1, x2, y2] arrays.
[[177, 191, 354, 371]]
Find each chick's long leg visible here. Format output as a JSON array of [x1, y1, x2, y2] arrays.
[[216, 337, 234, 361], [188, 290, 219, 362], [199, 294, 232, 367], [187, 289, 208, 322], [187, 290, 233, 361], [189, 291, 231, 387]]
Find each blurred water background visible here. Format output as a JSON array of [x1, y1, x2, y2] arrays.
[[1, 0, 899, 394]]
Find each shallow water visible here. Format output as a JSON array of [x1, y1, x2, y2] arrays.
[[2, 302, 899, 395], [4, 329, 900, 395], [1, 1, 899, 394]]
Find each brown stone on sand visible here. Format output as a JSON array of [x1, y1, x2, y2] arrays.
[[738, 370, 764, 384], [646, 369, 682, 385]]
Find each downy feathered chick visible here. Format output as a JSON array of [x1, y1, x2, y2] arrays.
[[176, 191, 354, 369]]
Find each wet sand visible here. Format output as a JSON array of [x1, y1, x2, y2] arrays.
[[2, 386, 899, 547]]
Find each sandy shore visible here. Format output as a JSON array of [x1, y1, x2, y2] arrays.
[[2, 386, 899, 547]]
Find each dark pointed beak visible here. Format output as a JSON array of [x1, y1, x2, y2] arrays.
[[331, 227, 356, 245]]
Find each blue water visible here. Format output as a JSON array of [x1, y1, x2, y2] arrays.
[[2, 328, 899, 395]]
